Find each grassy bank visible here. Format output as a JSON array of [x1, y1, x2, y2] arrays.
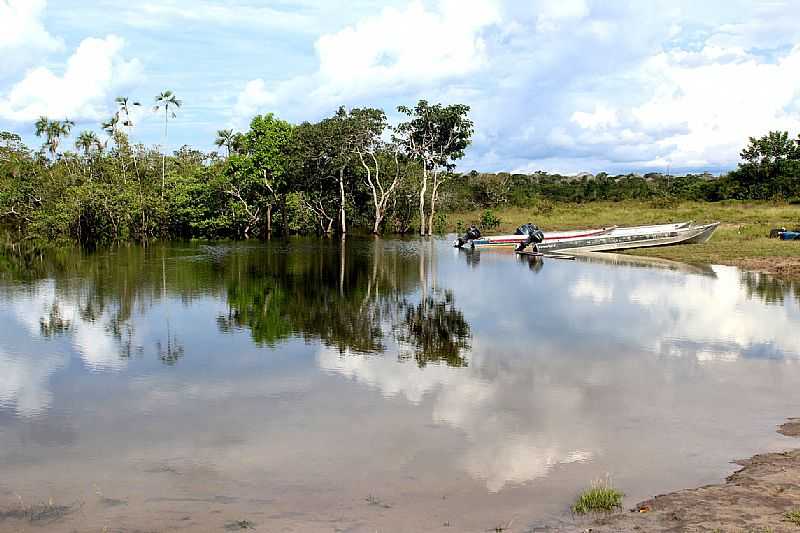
[[446, 200, 800, 277]]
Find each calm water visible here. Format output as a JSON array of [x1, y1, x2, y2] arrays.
[[1, 238, 799, 532]]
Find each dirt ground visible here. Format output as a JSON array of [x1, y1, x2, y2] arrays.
[[731, 257, 800, 279], [567, 418, 800, 533]]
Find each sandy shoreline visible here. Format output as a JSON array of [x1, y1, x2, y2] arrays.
[[566, 419, 800, 532]]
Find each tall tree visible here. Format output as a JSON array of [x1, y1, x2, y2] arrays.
[[101, 114, 120, 141], [116, 96, 141, 136], [396, 100, 473, 235], [734, 130, 800, 198], [34, 117, 75, 160], [322, 107, 356, 234], [290, 121, 340, 234], [215, 129, 235, 157], [153, 90, 182, 197], [224, 113, 293, 237], [349, 107, 402, 234], [75, 130, 101, 156]]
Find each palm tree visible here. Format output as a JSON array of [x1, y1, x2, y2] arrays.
[[75, 131, 101, 156], [101, 115, 119, 136], [153, 90, 182, 196], [116, 96, 141, 132], [215, 129, 235, 157], [34, 117, 74, 159]]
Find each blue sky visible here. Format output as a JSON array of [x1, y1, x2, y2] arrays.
[[2, 0, 800, 174]]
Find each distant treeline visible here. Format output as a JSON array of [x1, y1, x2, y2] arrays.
[[1, 90, 799, 248], [444, 131, 800, 210]]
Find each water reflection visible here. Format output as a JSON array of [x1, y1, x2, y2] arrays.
[[0, 240, 800, 531]]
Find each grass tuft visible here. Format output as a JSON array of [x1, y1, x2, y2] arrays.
[[785, 508, 800, 526], [571, 479, 624, 515]]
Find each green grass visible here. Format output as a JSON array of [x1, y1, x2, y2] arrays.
[[447, 200, 800, 271], [571, 479, 624, 515], [785, 509, 800, 526]]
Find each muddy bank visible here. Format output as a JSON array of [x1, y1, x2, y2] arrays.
[[572, 419, 800, 532], [731, 257, 800, 279]]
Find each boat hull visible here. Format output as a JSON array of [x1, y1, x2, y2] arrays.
[[461, 222, 720, 253]]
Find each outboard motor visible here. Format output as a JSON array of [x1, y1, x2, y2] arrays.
[[454, 225, 481, 248], [514, 223, 545, 252]]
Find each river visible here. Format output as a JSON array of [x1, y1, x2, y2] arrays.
[[1, 238, 799, 532]]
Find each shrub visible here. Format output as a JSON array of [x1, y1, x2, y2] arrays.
[[479, 209, 501, 230], [433, 212, 448, 234]]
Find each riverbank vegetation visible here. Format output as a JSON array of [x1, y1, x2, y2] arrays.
[[0, 95, 472, 247], [2, 91, 800, 249]]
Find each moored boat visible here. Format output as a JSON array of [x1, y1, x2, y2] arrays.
[[454, 221, 720, 253]]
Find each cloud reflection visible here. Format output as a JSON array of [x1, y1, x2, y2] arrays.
[[9, 281, 130, 371], [319, 347, 593, 491]]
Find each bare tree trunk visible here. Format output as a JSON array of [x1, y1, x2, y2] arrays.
[[338, 167, 347, 234], [426, 171, 440, 236], [161, 109, 167, 199], [266, 204, 272, 234], [419, 164, 428, 235]]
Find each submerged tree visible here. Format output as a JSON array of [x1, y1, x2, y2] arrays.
[[223, 113, 293, 237], [396, 100, 473, 235], [349, 107, 404, 234]]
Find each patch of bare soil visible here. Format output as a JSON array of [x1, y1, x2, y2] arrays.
[[572, 419, 800, 533], [779, 418, 800, 438], [732, 257, 800, 279]]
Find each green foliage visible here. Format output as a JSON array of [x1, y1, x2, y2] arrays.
[[4, 108, 800, 248], [785, 509, 800, 526], [432, 212, 448, 234], [572, 480, 624, 515], [480, 209, 501, 230]]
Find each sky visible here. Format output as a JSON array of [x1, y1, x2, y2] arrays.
[[1, 0, 800, 174]]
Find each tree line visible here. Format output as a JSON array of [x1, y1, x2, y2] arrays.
[[0, 93, 473, 247], [447, 131, 800, 210], [2, 90, 798, 249]]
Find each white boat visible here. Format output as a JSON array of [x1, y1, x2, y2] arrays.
[[454, 221, 720, 253]]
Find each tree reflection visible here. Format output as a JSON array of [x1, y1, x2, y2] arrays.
[[740, 271, 800, 305], [0, 239, 473, 369], [395, 290, 470, 367]]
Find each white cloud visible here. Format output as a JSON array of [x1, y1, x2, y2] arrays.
[[571, 104, 618, 130], [0, 34, 142, 123], [0, 0, 63, 78], [232, 79, 278, 126], [232, 0, 501, 124], [313, 0, 500, 98], [632, 44, 800, 168], [534, 0, 589, 32]]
